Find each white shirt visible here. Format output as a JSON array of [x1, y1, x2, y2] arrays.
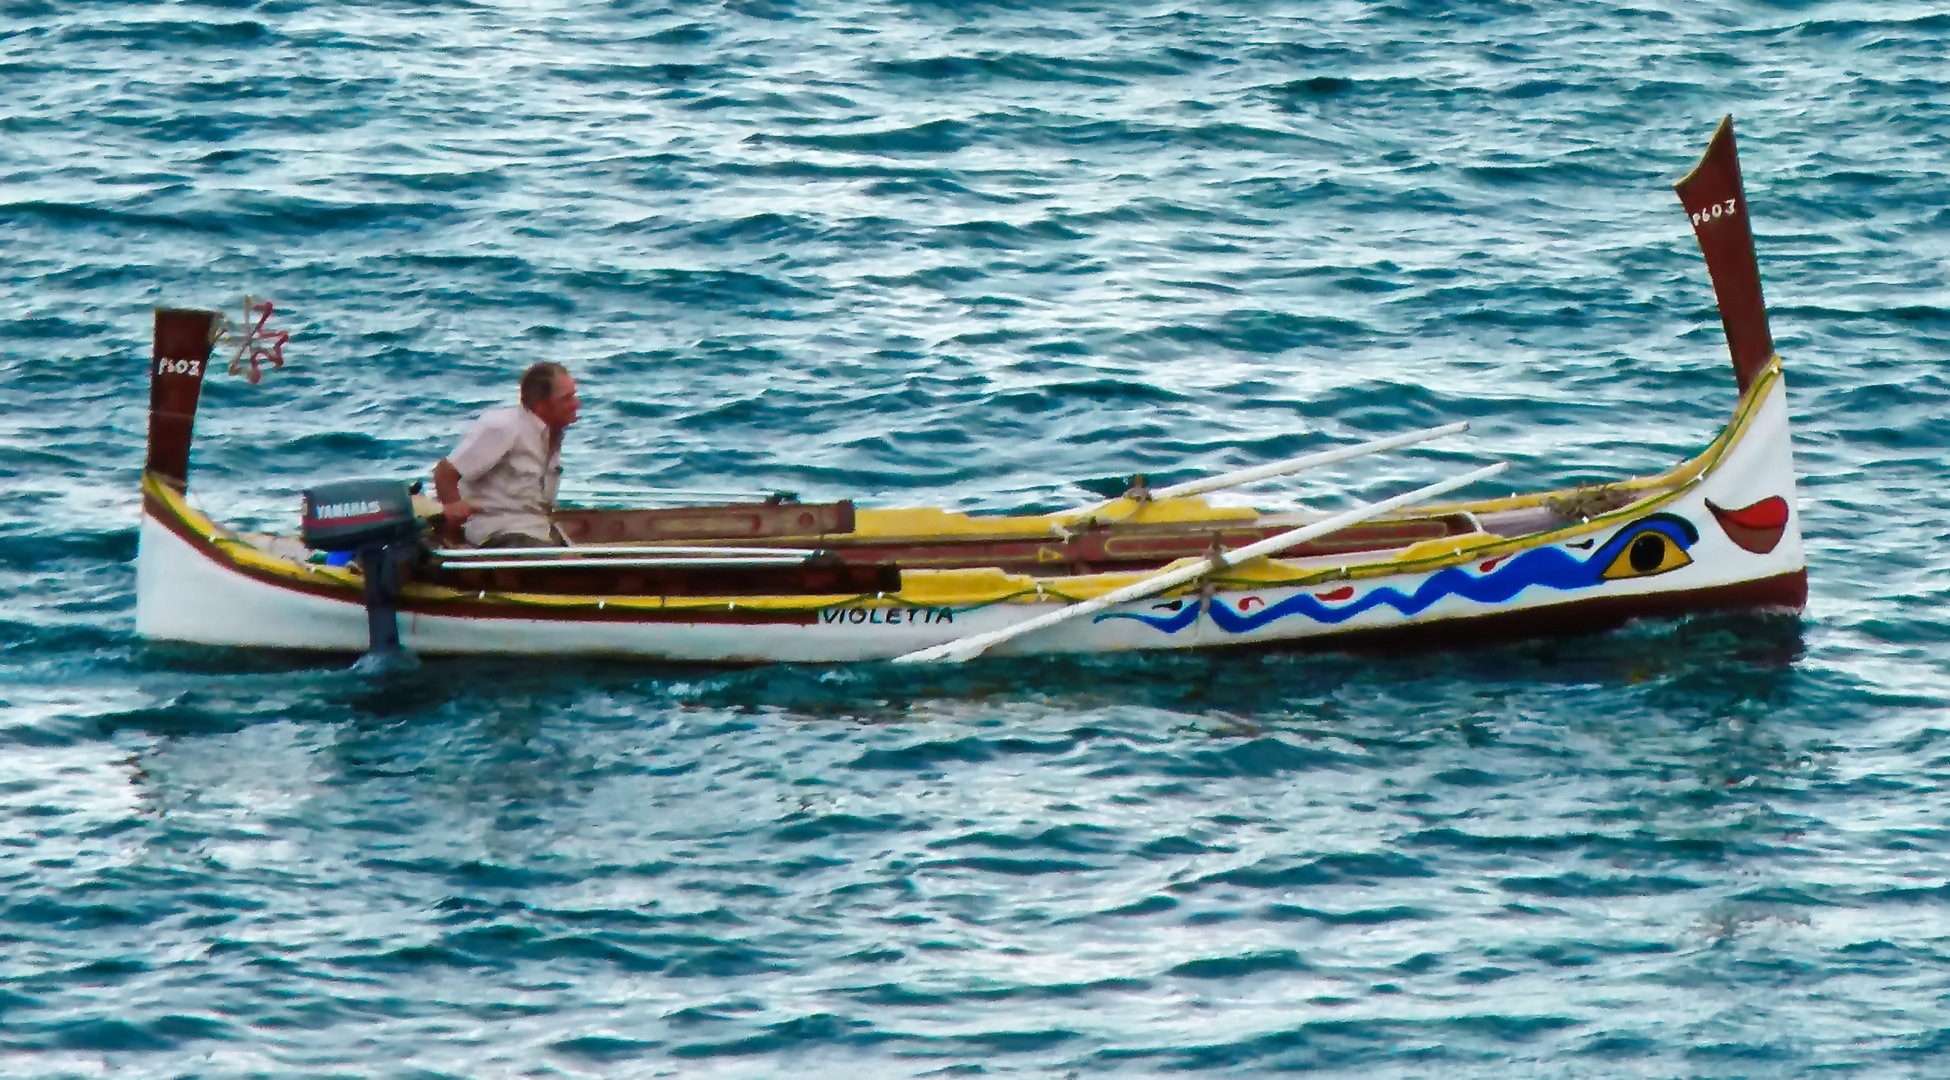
[[446, 406, 562, 546]]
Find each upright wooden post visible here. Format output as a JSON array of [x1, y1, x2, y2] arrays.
[[1674, 116, 1774, 396], [146, 308, 217, 488]]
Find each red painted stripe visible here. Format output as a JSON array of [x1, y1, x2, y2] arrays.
[[1713, 495, 1789, 529]]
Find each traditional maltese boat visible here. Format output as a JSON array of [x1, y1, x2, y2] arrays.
[[135, 118, 1804, 664]]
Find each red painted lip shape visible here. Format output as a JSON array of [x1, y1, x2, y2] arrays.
[[1706, 495, 1790, 554]]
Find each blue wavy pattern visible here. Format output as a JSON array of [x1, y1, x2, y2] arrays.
[[1101, 515, 1698, 635]]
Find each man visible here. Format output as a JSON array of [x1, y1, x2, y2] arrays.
[[433, 361, 581, 548]]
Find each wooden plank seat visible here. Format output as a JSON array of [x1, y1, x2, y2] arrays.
[[781, 512, 1481, 574], [553, 501, 855, 544]]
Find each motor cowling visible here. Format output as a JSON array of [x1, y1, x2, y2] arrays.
[[300, 479, 420, 552], [300, 479, 422, 664]]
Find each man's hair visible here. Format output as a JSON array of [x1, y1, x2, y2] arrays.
[[520, 362, 570, 408]]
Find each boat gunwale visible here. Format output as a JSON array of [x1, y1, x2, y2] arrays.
[[139, 357, 1783, 615]]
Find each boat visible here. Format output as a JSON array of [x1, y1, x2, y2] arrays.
[[134, 117, 1805, 664]]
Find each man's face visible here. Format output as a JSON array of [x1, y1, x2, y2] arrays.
[[536, 373, 580, 429]]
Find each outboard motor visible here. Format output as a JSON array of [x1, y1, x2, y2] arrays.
[[300, 479, 423, 661]]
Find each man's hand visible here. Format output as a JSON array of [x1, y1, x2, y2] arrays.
[[431, 458, 473, 527]]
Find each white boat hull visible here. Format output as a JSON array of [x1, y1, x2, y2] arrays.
[[134, 374, 1805, 663]]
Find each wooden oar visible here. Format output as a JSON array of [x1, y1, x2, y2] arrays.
[[1057, 421, 1469, 521], [894, 461, 1508, 665]]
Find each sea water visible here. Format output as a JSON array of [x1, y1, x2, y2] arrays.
[[3, 2, 1948, 1075]]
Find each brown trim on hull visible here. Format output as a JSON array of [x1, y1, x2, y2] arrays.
[[143, 488, 821, 626], [426, 559, 900, 598], [1229, 570, 1807, 656], [399, 604, 820, 627]]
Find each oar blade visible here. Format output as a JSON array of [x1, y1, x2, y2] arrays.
[[892, 636, 995, 665]]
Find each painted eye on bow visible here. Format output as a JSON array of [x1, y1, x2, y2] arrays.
[[1599, 528, 1694, 581]]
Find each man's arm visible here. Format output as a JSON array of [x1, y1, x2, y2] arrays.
[[437, 412, 519, 527], [431, 458, 473, 525]]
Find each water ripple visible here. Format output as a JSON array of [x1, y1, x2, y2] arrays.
[[3, 0, 1948, 1074]]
